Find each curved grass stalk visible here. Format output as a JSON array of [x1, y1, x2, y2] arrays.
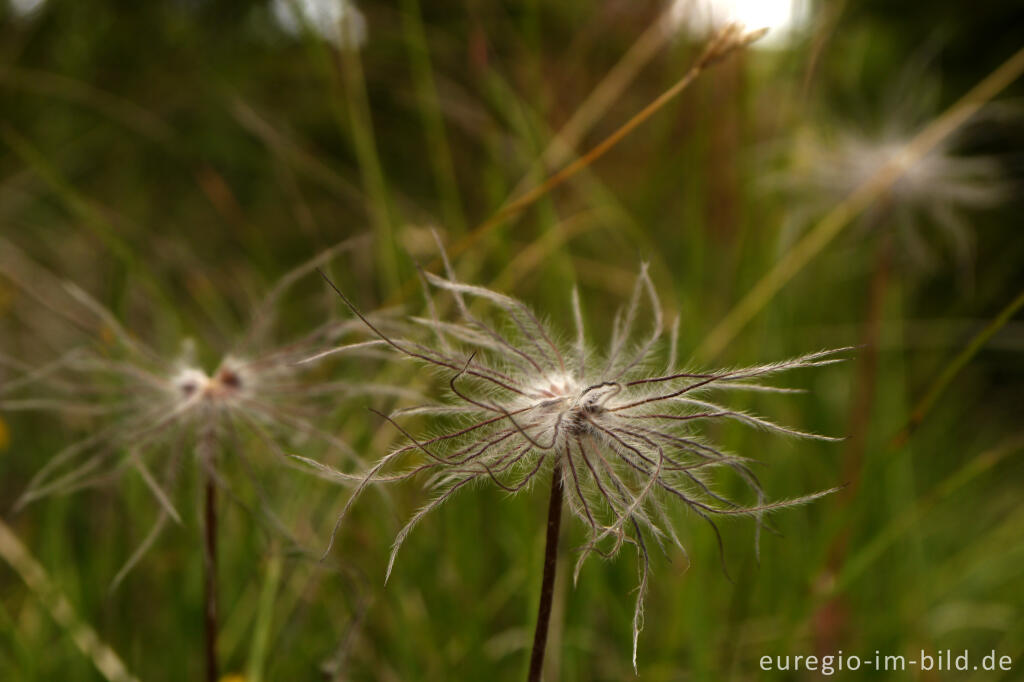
[[0, 520, 139, 682], [892, 287, 1024, 446]]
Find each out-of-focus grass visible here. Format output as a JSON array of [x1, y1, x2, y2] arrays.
[[2, 2, 1023, 681]]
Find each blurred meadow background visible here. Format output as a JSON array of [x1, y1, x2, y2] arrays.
[[1, 0, 1023, 680]]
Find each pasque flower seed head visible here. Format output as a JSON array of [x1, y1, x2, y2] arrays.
[[318, 236, 847, 668]]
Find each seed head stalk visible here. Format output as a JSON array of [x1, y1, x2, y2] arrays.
[[813, 229, 893, 654], [1, 238, 390, 679], [200, 428, 219, 682], [527, 462, 564, 682]]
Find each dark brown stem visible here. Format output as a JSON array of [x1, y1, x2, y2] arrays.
[[527, 462, 564, 682], [203, 468, 218, 682]]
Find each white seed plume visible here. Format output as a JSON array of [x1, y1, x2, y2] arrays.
[[314, 236, 848, 669]]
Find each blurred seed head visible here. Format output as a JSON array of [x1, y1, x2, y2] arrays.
[[0, 237, 393, 585], [789, 126, 1007, 269], [775, 54, 1014, 276], [271, 0, 366, 50], [7, 0, 47, 20], [669, 0, 809, 49]]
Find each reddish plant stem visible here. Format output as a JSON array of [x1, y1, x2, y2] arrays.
[[203, 468, 218, 682], [839, 231, 893, 501], [527, 463, 564, 682], [813, 231, 893, 654]]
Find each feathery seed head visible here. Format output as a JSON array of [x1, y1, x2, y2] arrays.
[[320, 237, 847, 669]]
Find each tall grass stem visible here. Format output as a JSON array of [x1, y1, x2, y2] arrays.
[[0, 520, 139, 682]]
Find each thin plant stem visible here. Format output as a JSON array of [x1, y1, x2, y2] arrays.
[[245, 551, 283, 682], [527, 462, 564, 682], [891, 286, 1024, 447], [384, 23, 763, 307], [203, 458, 219, 682], [841, 231, 894, 500], [508, 5, 674, 198], [401, 0, 466, 234], [333, 46, 399, 291], [454, 25, 765, 258], [0, 123, 179, 323]]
